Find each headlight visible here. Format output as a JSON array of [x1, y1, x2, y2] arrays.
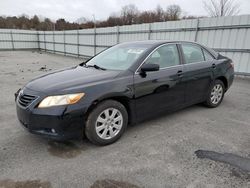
[[38, 93, 85, 108]]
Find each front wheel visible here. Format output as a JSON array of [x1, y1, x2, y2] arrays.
[[85, 100, 128, 145], [204, 80, 225, 108]]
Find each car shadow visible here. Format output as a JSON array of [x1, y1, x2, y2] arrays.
[[127, 103, 204, 129], [46, 104, 205, 158], [47, 140, 83, 159]]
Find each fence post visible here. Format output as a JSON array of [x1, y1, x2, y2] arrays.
[[10, 30, 14, 50], [116, 25, 120, 44], [63, 30, 66, 56], [93, 27, 97, 55], [194, 18, 200, 42], [37, 31, 40, 50], [148, 23, 152, 40], [43, 31, 46, 52], [53, 30, 55, 54], [77, 29, 80, 57]]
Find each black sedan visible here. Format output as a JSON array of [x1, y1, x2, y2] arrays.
[[15, 41, 234, 145]]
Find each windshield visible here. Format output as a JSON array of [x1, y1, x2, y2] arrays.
[[86, 43, 150, 71]]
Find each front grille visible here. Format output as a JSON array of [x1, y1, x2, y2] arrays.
[[18, 93, 38, 108]]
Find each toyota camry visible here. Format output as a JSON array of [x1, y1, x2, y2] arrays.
[[15, 41, 234, 145]]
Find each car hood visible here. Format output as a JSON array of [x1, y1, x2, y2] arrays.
[[25, 66, 120, 94]]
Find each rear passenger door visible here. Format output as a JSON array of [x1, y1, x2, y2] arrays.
[[180, 43, 215, 104]]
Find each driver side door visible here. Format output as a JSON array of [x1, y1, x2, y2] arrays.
[[133, 44, 186, 121]]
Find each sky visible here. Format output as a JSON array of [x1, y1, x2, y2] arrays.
[[0, 0, 250, 22]]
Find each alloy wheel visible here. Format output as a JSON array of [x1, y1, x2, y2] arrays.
[[210, 84, 223, 105], [95, 108, 123, 140]]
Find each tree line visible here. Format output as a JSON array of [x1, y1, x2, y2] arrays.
[[0, 4, 185, 31], [0, 0, 239, 31]]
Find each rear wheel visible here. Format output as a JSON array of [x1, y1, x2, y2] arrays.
[[204, 80, 225, 108], [85, 100, 128, 145]]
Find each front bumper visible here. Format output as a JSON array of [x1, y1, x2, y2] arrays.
[[16, 88, 89, 140]]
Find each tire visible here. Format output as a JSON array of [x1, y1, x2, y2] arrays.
[[85, 100, 128, 146], [204, 79, 225, 108]]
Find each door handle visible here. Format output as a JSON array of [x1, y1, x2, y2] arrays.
[[212, 63, 216, 69], [177, 70, 183, 77]]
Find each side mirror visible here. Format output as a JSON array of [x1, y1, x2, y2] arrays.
[[140, 63, 160, 72]]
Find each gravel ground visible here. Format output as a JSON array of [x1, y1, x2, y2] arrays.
[[0, 51, 250, 188]]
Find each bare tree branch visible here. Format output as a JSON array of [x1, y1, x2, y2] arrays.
[[203, 0, 240, 17], [166, 5, 182, 20]]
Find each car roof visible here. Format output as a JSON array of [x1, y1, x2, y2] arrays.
[[121, 40, 202, 47], [120, 40, 172, 46]]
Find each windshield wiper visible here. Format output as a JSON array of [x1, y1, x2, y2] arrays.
[[86, 64, 106, 70]]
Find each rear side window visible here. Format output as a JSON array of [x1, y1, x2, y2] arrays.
[[182, 44, 205, 64], [145, 44, 180, 68], [203, 49, 214, 61]]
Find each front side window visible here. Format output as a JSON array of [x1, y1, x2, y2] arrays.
[[182, 44, 205, 64], [145, 44, 180, 68], [86, 43, 149, 71]]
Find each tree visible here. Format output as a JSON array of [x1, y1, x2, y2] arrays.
[[30, 15, 40, 29], [155, 5, 165, 22], [17, 15, 31, 29], [106, 15, 123, 26], [44, 18, 53, 30], [121, 4, 139, 25], [0, 3, 187, 30], [203, 0, 240, 17], [166, 5, 182, 20], [55, 18, 67, 30], [137, 11, 154, 23]]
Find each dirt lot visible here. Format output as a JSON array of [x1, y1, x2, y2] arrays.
[[0, 51, 250, 188]]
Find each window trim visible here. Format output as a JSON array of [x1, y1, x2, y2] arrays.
[[135, 43, 182, 74]]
